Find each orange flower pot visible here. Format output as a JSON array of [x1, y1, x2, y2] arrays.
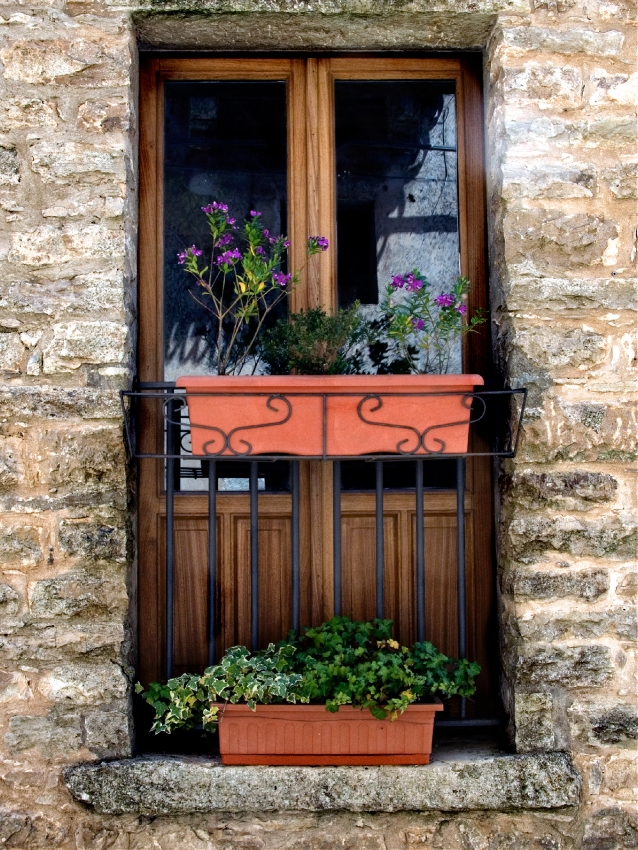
[[175, 374, 484, 458], [216, 702, 444, 765]]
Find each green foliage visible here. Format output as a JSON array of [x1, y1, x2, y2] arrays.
[[286, 617, 481, 719], [261, 304, 368, 375], [136, 643, 306, 734], [138, 617, 480, 734]]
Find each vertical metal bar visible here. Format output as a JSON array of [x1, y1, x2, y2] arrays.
[[250, 461, 259, 653], [207, 460, 216, 667], [456, 457, 467, 718], [165, 395, 176, 681], [416, 459, 425, 642], [333, 460, 342, 616], [291, 461, 300, 635], [375, 461, 384, 619]]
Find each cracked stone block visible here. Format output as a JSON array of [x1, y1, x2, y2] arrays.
[[515, 693, 555, 752]]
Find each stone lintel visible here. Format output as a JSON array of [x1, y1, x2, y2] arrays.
[[64, 750, 581, 816]]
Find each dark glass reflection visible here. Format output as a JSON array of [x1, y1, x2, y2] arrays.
[[163, 81, 287, 381], [341, 459, 455, 491], [335, 80, 459, 316]]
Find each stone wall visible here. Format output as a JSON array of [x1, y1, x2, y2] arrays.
[[0, 0, 636, 845]]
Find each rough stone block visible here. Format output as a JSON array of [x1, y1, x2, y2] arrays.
[[0, 581, 19, 614], [512, 471, 618, 509], [502, 162, 596, 199], [0, 437, 20, 492], [0, 670, 32, 703], [583, 807, 637, 850], [603, 162, 638, 200], [84, 709, 131, 759], [511, 326, 607, 371], [0, 38, 129, 86], [0, 145, 20, 185], [37, 662, 128, 705], [515, 693, 555, 752], [515, 644, 613, 688], [8, 224, 125, 269], [512, 568, 610, 601], [616, 572, 637, 598], [503, 63, 583, 107], [30, 140, 125, 184], [508, 512, 637, 559], [29, 571, 127, 619], [4, 711, 83, 758], [506, 275, 637, 313], [0, 809, 31, 847], [0, 97, 58, 132], [591, 706, 638, 745], [0, 386, 123, 421], [58, 515, 127, 562], [503, 27, 625, 56], [42, 321, 130, 372], [25, 424, 126, 492], [77, 100, 129, 133], [0, 525, 41, 567], [0, 332, 24, 372], [505, 210, 619, 269], [518, 606, 637, 642]]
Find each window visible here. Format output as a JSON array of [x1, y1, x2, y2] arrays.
[[137, 56, 495, 723]]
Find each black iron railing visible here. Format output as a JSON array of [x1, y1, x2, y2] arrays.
[[123, 382, 526, 725]]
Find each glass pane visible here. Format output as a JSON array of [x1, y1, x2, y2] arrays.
[[163, 80, 288, 382], [341, 459, 456, 491], [335, 79, 460, 368]]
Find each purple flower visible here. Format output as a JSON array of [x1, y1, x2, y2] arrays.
[[262, 229, 270, 238], [411, 318, 425, 331], [435, 293, 455, 307], [201, 201, 228, 214], [307, 236, 329, 252], [255, 246, 265, 255], [273, 272, 292, 287], [250, 210, 261, 218], [456, 303, 467, 315], [177, 245, 203, 264], [218, 233, 233, 247], [225, 217, 236, 226], [391, 275, 406, 289], [405, 273, 423, 292], [216, 248, 242, 265]]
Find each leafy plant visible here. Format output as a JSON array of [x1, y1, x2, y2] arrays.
[[136, 643, 306, 734], [138, 617, 480, 734], [287, 617, 481, 720], [380, 273, 486, 374], [178, 202, 328, 375], [261, 304, 368, 375]]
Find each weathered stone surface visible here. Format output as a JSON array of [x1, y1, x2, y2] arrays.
[[503, 27, 625, 57], [515, 644, 614, 687], [77, 100, 129, 134], [512, 472, 618, 509], [0, 38, 129, 86], [0, 332, 24, 371], [590, 706, 638, 745], [603, 162, 638, 200], [513, 568, 609, 601], [37, 662, 128, 705], [0, 809, 31, 847], [25, 425, 126, 492], [8, 225, 125, 270], [84, 709, 131, 759], [505, 210, 619, 269], [4, 712, 83, 758], [511, 326, 607, 371], [64, 751, 581, 815], [0, 524, 41, 567], [583, 807, 638, 850], [29, 572, 127, 619], [0, 581, 19, 614], [0, 145, 20, 185], [30, 140, 125, 184], [502, 162, 596, 200], [616, 572, 637, 598], [508, 513, 637, 559], [0, 98, 58, 132], [0, 386, 123, 421], [42, 321, 130, 372], [58, 516, 127, 562], [514, 693, 555, 752], [503, 63, 583, 108], [517, 605, 636, 642]]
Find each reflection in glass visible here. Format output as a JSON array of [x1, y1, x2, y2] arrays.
[[163, 81, 287, 382], [335, 80, 460, 373]]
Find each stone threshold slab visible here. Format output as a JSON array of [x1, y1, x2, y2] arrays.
[[64, 749, 580, 816]]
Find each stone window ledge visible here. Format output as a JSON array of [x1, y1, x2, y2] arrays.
[[64, 743, 580, 816]]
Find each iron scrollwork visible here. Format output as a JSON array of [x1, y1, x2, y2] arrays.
[[186, 394, 293, 456]]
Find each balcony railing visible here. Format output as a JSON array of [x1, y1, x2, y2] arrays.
[[123, 382, 526, 726]]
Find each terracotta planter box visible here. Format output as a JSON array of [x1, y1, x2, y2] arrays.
[[175, 374, 484, 458], [216, 702, 444, 765]]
